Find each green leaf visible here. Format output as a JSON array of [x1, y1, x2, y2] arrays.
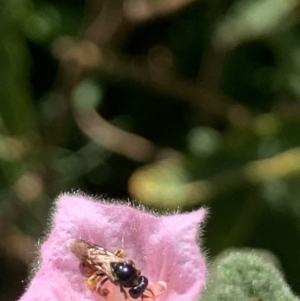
[[201, 249, 300, 301]]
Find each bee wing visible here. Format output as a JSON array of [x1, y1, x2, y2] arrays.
[[68, 238, 125, 268]]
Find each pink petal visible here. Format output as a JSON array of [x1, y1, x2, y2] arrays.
[[18, 193, 207, 301]]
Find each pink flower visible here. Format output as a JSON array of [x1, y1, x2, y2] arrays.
[[18, 193, 207, 301]]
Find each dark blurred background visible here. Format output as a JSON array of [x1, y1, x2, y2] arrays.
[[2, 0, 300, 299]]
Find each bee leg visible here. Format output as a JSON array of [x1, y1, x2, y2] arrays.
[[89, 275, 110, 299], [120, 285, 129, 299], [114, 248, 124, 258], [86, 274, 103, 291], [97, 277, 110, 299]]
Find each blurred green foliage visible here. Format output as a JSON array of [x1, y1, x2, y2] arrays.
[[201, 249, 300, 301], [1, 0, 300, 300]]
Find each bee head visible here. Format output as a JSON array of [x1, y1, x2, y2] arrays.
[[129, 276, 148, 299]]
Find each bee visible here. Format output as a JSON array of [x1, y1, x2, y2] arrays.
[[68, 238, 153, 300]]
